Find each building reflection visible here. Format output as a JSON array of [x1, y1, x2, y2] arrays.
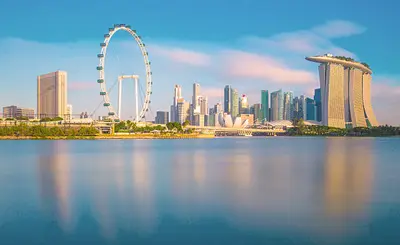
[[323, 138, 374, 225], [36, 141, 73, 232], [130, 141, 157, 234]]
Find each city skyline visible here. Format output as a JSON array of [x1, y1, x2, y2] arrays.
[[0, 1, 399, 124]]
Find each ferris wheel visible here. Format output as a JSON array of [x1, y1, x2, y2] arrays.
[[97, 24, 152, 122]]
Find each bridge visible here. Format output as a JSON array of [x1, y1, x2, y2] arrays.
[[186, 126, 286, 136]]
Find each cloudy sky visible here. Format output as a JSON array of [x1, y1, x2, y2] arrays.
[[0, 0, 399, 124]]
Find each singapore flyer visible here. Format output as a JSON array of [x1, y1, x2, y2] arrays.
[[96, 24, 152, 122]]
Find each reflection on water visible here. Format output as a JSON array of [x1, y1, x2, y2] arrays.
[[36, 141, 73, 232], [0, 138, 399, 244]]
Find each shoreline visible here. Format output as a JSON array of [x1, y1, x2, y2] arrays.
[[0, 134, 215, 140]]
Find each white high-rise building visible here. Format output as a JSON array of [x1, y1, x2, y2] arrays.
[[200, 96, 208, 115], [283, 92, 293, 120], [192, 83, 201, 114], [37, 71, 67, 119], [171, 84, 182, 122]]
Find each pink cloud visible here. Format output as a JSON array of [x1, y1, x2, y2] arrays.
[[221, 50, 316, 84], [69, 82, 97, 90], [201, 87, 223, 99], [151, 45, 210, 66]]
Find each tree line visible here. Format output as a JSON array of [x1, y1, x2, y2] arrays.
[[289, 119, 400, 136], [0, 124, 99, 137]]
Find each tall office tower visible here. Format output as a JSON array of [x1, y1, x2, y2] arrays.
[[214, 102, 222, 114], [314, 88, 322, 122], [252, 103, 263, 124], [231, 88, 239, 117], [192, 83, 201, 114], [200, 96, 208, 115], [224, 85, 232, 114], [306, 54, 378, 128], [270, 89, 283, 121], [283, 91, 293, 120], [261, 90, 269, 121], [171, 84, 182, 122], [299, 95, 307, 119], [177, 98, 190, 124], [155, 111, 169, 124], [306, 98, 316, 121], [239, 94, 249, 114], [37, 71, 67, 119], [293, 97, 299, 119]]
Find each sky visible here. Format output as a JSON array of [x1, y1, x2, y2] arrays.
[[0, 0, 399, 124]]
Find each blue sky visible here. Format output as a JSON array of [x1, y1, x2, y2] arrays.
[[0, 0, 399, 124]]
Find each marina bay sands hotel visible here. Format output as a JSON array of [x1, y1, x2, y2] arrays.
[[306, 54, 378, 129]]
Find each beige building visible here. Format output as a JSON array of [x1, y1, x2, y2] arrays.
[[37, 71, 68, 119], [307, 55, 378, 128], [177, 98, 190, 124]]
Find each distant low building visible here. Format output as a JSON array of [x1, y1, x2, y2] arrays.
[[3, 105, 34, 119], [240, 114, 254, 125]]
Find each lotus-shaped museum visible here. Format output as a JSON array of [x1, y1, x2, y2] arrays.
[[217, 113, 249, 128]]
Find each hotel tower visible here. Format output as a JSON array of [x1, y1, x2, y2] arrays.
[[37, 71, 68, 119], [306, 54, 378, 129]]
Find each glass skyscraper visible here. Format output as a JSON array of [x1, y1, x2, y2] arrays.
[[224, 85, 231, 114], [261, 90, 269, 122], [306, 98, 316, 121], [314, 88, 322, 122], [270, 89, 283, 121], [283, 91, 293, 120]]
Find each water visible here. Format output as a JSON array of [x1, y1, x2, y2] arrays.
[[0, 137, 400, 245]]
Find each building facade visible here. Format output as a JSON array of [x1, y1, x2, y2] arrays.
[[239, 94, 249, 114], [314, 88, 322, 122], [306, 98, 316, 121], [170, 84, 182, 122], [177, 98, 190, 124], [283, 91, 293, 120], [252, 103, 263, 124], [3, 106, 34, 119], [306, 54, 378, 128], [224, 85, 231, 114], [261, 90, 269, 122], [270, 89, 283, 121], [231, 88, 239, 117], [37, 71, 67, 119], [155, 111, 169, 124]]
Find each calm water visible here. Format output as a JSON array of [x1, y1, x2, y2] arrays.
[[0, 137, 400, 245]]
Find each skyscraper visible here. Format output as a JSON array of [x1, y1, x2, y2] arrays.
[[306, 54, 378, 128], [37, 71, 67, 119], [270, 89, 283, 121], [192, 83, 201, 114], [171, 84, 182, 122], [239, 94, 249, 114], [155, 111, 169, 124], [252, 103, 263, 124], [200, 96, 208, 115], [283, 91, 293, 120], [224, 85, 231, 114], [177, 98, 190, 124], [306, 98, 316, 121], [214, 103, 222, 114], [261, 90, 269, 122], [231, 88, 239, 117], [314, 88, 322, 122]]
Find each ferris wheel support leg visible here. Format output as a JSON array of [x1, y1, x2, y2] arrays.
[[118, 78, 122, 119], [135, 77, 139, 123]]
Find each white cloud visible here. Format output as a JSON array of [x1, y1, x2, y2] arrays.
[[311, 20, 366, 38]]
